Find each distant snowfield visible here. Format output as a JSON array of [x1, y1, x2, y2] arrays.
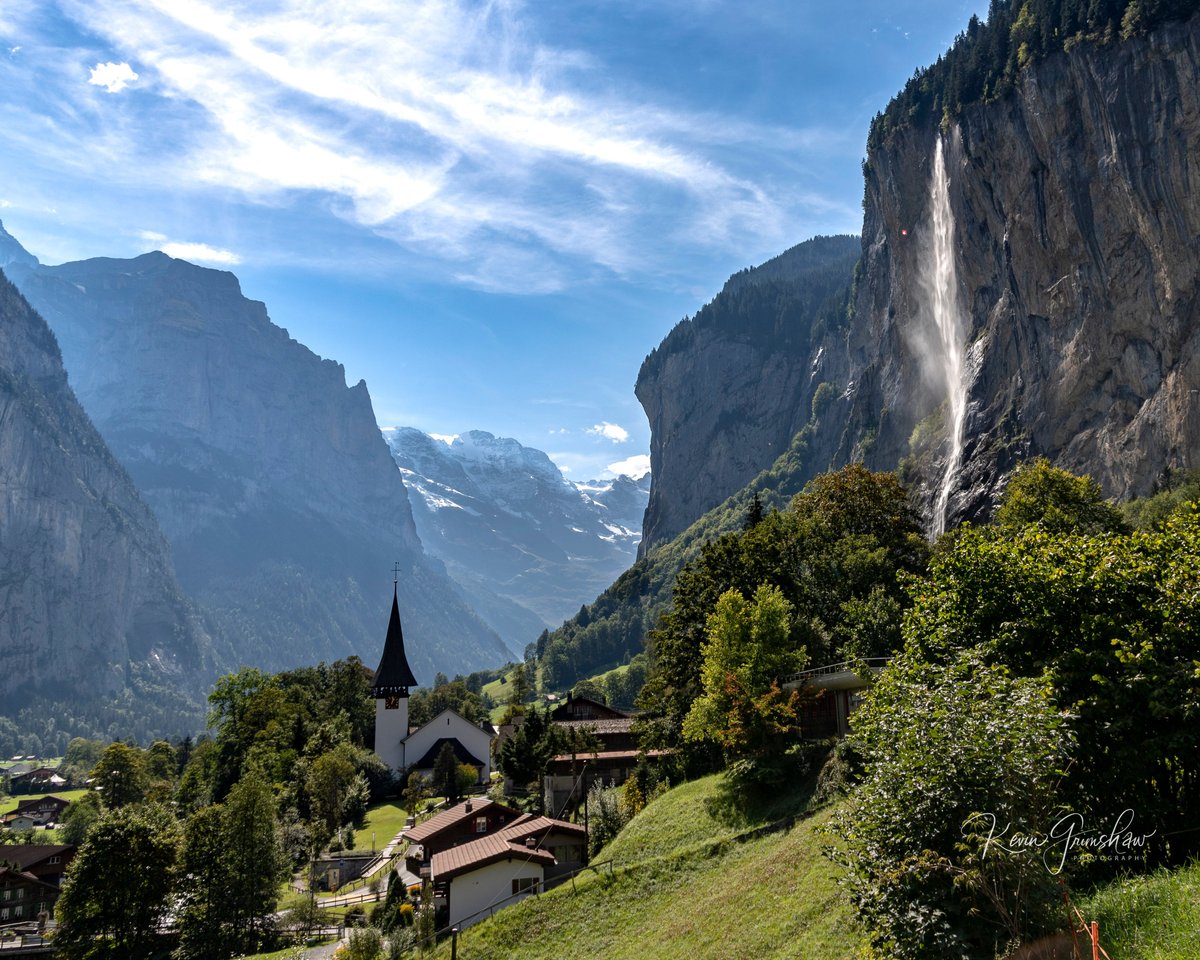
[[384, 426, 651, 649]]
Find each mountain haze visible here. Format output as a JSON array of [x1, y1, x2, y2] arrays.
[[7, 248, 510, 682], [0, 259, 220, 745], [387, 427, 649, 650]]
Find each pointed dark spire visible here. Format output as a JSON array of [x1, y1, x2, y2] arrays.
[[372, 584, 418, 696]]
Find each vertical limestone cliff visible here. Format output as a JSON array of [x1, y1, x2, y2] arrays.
[[847, 13, 1200, 525], [0, 270, 218, 724], [9, 252, 510, 678], [635, 235, 860, 553]]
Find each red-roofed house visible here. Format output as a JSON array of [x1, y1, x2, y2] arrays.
[[401, 798, 523, 877], [430, 815, 586, 929]]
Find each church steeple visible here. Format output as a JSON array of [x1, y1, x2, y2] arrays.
[[374, 578, 417, 772], [372, 584, 418, 697]]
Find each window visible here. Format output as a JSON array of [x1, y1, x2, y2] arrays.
[[1, 907, 8, 920], [49, 856, 61, 864], [13, 905, 23, 918], [2, 889, 10, 901], [475, 817, 488, 834], [511, 877, 539, 896]]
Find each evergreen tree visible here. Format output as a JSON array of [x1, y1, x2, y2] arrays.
[[432, 742, 462, 804]]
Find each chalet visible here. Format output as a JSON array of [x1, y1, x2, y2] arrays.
[[784, 658, 890, 738], [312, 850, 378, 892], [9, 796, 71, 827], [401, 798, 522, 877], [0, 867, 59, 925], [372, 584, 493, 782], [430, 814, 586, 929], [543, 695, 660, 814], [550, 693, 630, 723], [544, 748, 672, 816], [0, 846, 75, 886], [8, 768, 66, 794]]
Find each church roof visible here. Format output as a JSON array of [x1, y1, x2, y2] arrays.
[[372, 586, 418, 694], [409, 736, 487, 770]]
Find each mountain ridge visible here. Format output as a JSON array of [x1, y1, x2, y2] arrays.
[[7, 248, 510, 682]]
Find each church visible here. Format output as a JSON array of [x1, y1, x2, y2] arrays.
[[372, 584, 494, 783]]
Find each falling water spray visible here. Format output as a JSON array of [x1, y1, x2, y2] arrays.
[[928, 137, 967, 538]]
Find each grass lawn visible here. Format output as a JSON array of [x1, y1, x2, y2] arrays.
[[598, 771, 819, 867], [1079, 860, 1200, 958], [351, 799, 408, 853], [427, 773, 862, 960], [0, 787, 90, 817]]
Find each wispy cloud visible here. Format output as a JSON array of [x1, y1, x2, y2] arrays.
[[88, 60, 138, 92], [1, 0, 852, 290], [587, 421, 629, 443]]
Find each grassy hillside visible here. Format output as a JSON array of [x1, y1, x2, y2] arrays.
[[598, 772, 814, 866], [430, 774, 863, 960], [1080, 861, 1200, 959]]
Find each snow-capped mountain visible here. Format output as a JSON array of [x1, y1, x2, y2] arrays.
[[385, 428, 650, 650]]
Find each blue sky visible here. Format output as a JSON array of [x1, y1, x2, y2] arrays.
[[0, 0, 987, 479]]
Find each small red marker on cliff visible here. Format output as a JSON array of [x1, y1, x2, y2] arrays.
[[901, 229, 908, 236]]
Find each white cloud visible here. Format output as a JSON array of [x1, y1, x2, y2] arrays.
[[160, 240, 241, 264], [139, 230, 167, 241], [0, 200, 10, 208], [587, 421, 629, 443], [606, 454, 650, 478], [31, 0, 844, 289], [88, 61, 138, 93], [9, 46, 21, 56]]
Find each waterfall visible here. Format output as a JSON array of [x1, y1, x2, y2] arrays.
[[927, 137, 966, 538]]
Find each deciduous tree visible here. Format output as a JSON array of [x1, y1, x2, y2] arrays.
[[56, 803, 180, 959]]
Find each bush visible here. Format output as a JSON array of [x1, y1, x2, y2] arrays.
[[828, 650, 1072, 959], [586, 781, 629, 857]]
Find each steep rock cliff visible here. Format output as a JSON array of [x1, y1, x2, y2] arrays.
[[635, 235, 859, 553], [8, 252, 509, 679], [848, 13, 1200, 525], [0, 269, 218, 728]]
